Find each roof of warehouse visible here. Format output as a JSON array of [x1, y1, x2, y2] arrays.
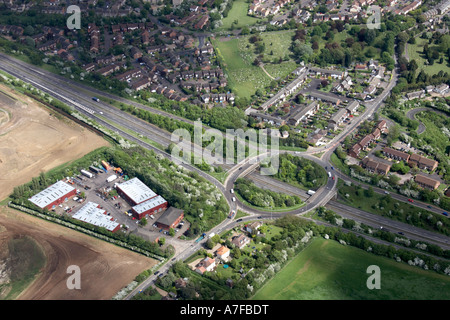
[[156, 207, 184, 227], [116, 177, 157, 204], [132, 195, 167, 214], [28, 180, 75, 208], [72, 201, 119, 232]]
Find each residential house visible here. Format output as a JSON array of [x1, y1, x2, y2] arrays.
[[383, 147, 410, 162], [231, 234, 250, 249], [414, 174, 440, 190], [195, 257, 216, 275], [361, 157, 391, 175], [215, 246, 230, 261], [288, 101, 320, 126], [408, 154, 438, 171], [328, 108, 348, 130]]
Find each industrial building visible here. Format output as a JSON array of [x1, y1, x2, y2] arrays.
[[155, 207, 184, 230], [72, 201, 120, 233], [28, 180, 76, 210], [116, 177, 157, 205], [131, 195, 168, 220]]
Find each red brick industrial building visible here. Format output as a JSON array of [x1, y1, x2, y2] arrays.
[[28, 180, 76, 210]]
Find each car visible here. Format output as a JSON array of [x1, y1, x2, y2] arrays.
[[159, 229, 163, 232], [427, 205, 432, 209], [236, 219, 243, 222], [443, 212, 449, 216], [384, 191, 390, 194], [398, 232, 404, 235], [257, 216, 262, 219], [154, 271, 160, 275], [408, 199, 414, 203], [332, 176, 335, 180]]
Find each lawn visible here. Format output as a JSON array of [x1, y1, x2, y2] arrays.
[[218, 0, 262, 31], [213, 30, 298, 99], [252, 237, 450, 300], [407, 37, 450, 75], [214, 38, 270, 98]]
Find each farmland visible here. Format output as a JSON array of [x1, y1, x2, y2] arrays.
[[252, 237, 450, 300]]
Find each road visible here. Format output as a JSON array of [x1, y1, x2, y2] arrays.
[[3, 45, 450, 300]]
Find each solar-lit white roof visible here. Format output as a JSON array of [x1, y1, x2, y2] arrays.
[[28, 180, 75, 209], [132, 195, 167, 214], [116, 177, 156, 204], [72, 202, 119, 232]]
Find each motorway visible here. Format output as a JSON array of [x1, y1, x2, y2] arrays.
[[2, 48, 450, 299]]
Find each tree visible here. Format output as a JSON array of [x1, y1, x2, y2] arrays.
[[141, 218, 148, 226], [169, 227, 175, 236], [159, 237, 166, 246]]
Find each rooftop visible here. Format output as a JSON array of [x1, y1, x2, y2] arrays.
[[116, 177, 157, 205], [28, 180, 75, 209], [132, 195, 167, 214], [72, 202, 119, 232]]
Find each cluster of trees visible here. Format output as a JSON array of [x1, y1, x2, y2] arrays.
[[275, 154, 327, 190], [234, 178, 303, 209], [156, 216, 313, 300], [317, 206, 450, 260], [338, 182, 450, 236]]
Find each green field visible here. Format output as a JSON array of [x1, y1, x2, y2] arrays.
[[407, 37, 450, 75], [252, 237, 450, 300], [219, 0, 262, 31], [213, 30, 297, 99]]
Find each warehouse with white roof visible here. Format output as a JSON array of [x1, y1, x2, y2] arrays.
[[115, 177, 157, 205], [72, 201, 120, 232], [131, 195, 168, 220], [28, 180, 76, 210]]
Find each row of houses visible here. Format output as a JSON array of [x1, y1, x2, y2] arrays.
[[361, 157, 391, 175], [327, 101, 360, 131], [259, 66, 309, 112], [382, 147, 439, 171], [201, 93, 235, 104], [349, 120, 388, 158]]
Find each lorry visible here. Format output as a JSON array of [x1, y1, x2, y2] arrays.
[[80, 169, 93, 179], [106, 174, 117, 183], [307, 190, 316, 196], [101, 160, 111, 170], [328, 172, 332, 178], [89, 165, 102, 174], [92, 97, 100, 102]]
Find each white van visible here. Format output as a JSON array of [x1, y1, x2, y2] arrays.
[[232, 197, 236, 202]]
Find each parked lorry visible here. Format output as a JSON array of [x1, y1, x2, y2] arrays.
[[81, 169, 93, 179], [101, 160, 111, 170], [106, 174, 117, 183], [89, 165, 102, 174]]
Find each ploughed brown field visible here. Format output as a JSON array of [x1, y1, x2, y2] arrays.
[[0, 84, 157, 299]]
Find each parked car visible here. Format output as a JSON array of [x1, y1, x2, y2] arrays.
[[408, 199, 414, 203]]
